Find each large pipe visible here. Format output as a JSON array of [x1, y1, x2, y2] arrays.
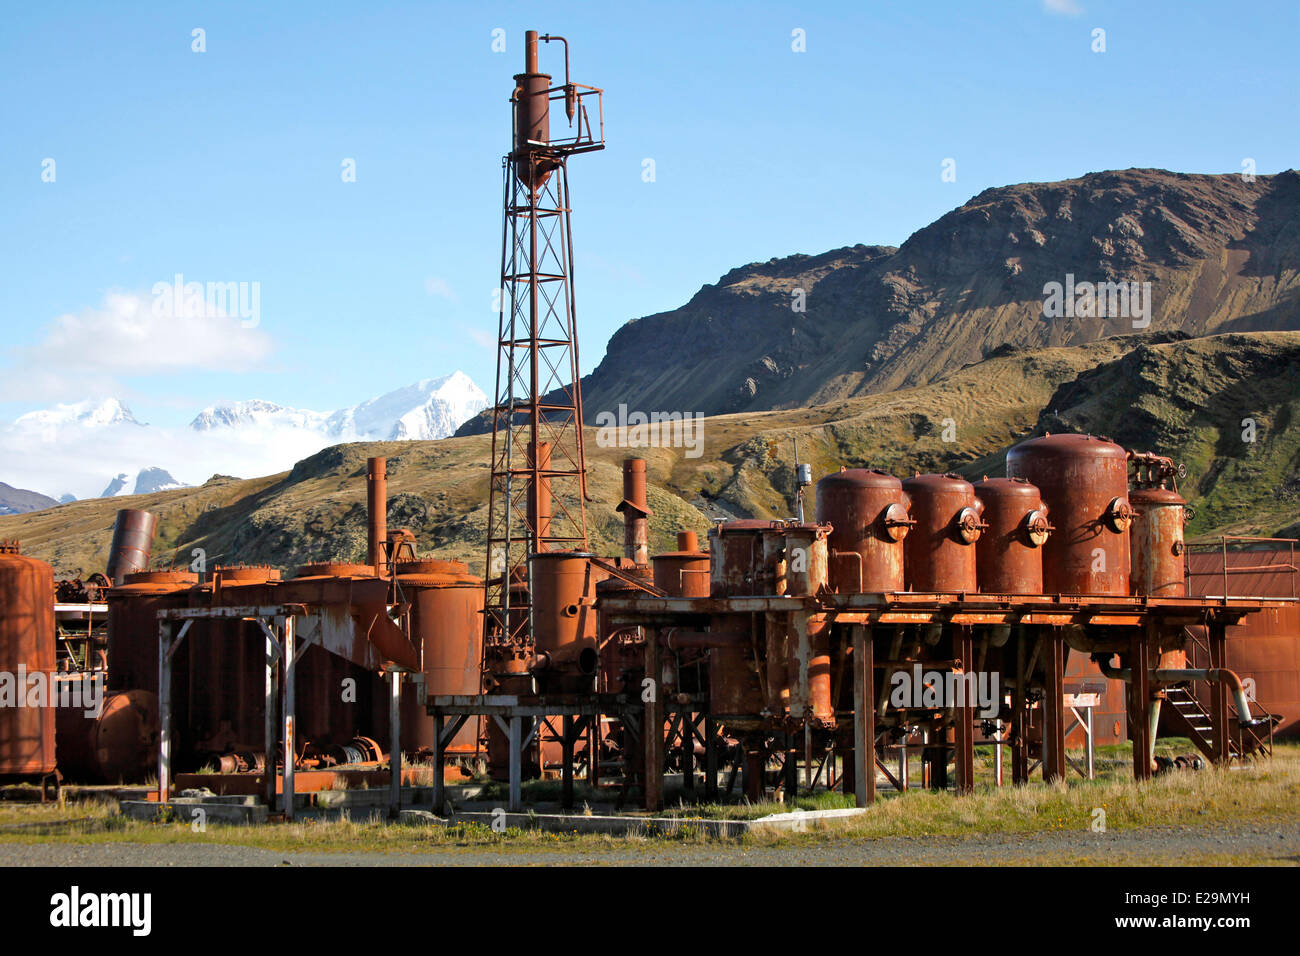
[[527, 441, 552, 548], [367, 457, 388, 576], [106, 509, 156, 585], [1096, 656, 1264, 726], [617, 458, 651, 565]]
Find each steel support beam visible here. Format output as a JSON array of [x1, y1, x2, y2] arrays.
[[1128, 629, 1153, 782], [643, 628, 663, 812], [954, 625, 975, 795], [1041, 627, 1067, 784], [389, 670, 402, 818], [851, 625, 875, 806]]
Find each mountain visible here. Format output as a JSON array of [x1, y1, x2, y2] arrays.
[[459, 168, 1300, 435], [14, 397, 140, 430], [190, 372, 487, 442], [0, 482, 60, 516], [7, 330, 1300, 578], [0, 372, 488, 502]]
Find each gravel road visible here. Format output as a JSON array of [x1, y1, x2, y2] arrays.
[[1, 820, 1297, 866]]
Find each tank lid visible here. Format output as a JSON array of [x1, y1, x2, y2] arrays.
[[902, 472, 975, 491], [1129, 487, 1187, 505], [972, 476, 1041, 496], [1008, 432, 1128, 459], [292, 562, 378, 579], [816, 468, 902, 489], [213, 565, 282, 583], [394, 559, 481, 586], [119, 570, 199, 587], [712, 519, 785, 533]]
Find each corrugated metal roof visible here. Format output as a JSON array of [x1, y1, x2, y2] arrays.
[[1186, 544, 1299, 599]]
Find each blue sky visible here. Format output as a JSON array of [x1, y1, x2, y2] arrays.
[[1, 0, 1296, 427]]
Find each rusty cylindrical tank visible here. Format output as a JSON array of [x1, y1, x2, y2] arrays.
[[1129, 487, 1186, 597], [513, 30, 556, 190], [54, 680, 158, 783], [1006, 434, 1133, 595], [106, 570, 199, 693], [394, 560, 484, 752], [815, 469, 912, 593], [901, 474, 983, 593], [367, 457, 388, 577], [105, 509, 156, 586], [708, 520, 787, 596], [971, 477, 1051, 593], [529, 551, 600, 677], [0, 542, 56, 778], [652, 531, 710, 599]]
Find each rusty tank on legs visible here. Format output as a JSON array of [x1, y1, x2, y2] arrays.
[[652, 531, 709, 599], [106, 570, 200, 694], [529, 551, 601, 692], [901, 474, 984, 593], [1129, 487, 1187, 597], [815, 468, 912, 593], [971, 477, 1051, 593], [1006, 434, 1133, 595], [0, 542, 57, 782], [394, 560, 484, 754]]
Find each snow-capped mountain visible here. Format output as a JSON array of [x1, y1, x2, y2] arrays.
[[101, 467, 187, 497], [14, 397, 140, 430], [191, 371, 487, 442], [0, 372, 487, 502]]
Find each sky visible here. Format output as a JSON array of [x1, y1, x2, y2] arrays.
[[1, 0, 1297, 429]]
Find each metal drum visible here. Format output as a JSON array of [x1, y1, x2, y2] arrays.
[[900, 474, 983, 593], [815, 468, 912, 593], [971, 477, 1051, 593], [0, 543, 56, 779], [1006, 434, 1133, 595], [1130, 487, 1186, 597]]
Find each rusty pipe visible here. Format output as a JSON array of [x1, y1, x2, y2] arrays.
[[677, 530, 699, 552], [1096, 657, 1264, 726], [367, 457, 387, 576], [106, 509, 156, 585]]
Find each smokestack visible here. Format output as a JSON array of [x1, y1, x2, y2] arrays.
[[677, 531, 699, 553], [367, 457, 388, 576], [616, 458, 652, 565], [528, 441, 552, 550], [106, 509, 156, 585]]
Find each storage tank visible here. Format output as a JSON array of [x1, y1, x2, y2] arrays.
[[106, 570, 199, 693], [782, 523, 831, 597], [394, 560, 484, 753], [0, 542, 57, 779], [652, 531, 709, 598], [529, 551, 600, 679], [815, 468, 912, 592], [708, 520, 787, 596], [1130, 487, 1186, 597], [105, 509, 156, 586], [900, 474, 983, 593], [1006, 434, 1133, 595], [971, 477, 1051, 593], [54, 679, 158, 783]]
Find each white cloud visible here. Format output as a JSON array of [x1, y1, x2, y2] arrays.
[[424, 276, 456, 300], [1, 290, 274, 402], [1043, 0, 1084, 14]]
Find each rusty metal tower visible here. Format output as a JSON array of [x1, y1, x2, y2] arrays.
[[483, 30, 604, 682]]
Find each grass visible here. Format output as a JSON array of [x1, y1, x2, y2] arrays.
[[0, 743, 1295, 858]]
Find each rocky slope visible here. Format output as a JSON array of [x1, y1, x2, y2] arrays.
[[457, 168, 1300, 435]]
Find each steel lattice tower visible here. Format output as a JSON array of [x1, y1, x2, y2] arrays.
[[483, 31, 604, 681]]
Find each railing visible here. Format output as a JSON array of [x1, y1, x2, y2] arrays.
[[1184, 535, 1298, 599]]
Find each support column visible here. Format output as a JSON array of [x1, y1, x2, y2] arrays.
[[389, 669, 402, 818], [282, 615, 297, 821], [644, 629, 663, 812], [432, 711, 445, 814], [1208, 621, 1231, 765], [157, 620, 171, 805], [954, 626, 975, 795], [508, 715, 522, 812], [1041, 627, 1066, 784], [851, 625, 875, 807], [682, 712, 695, 793], [704, 715, 718, 800], [1128, 630, 1153, 782], [1011, 627, 1029, 785], [264, 623, 278, 812], [561, 715, 574, 811]]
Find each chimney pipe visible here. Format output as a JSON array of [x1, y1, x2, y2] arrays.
[[106, 509, 156, 585], [616, 458, 652, 565], [528, 441, 552, 550], [677, 531, 699, 553], [367, 457, 388, 576]]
